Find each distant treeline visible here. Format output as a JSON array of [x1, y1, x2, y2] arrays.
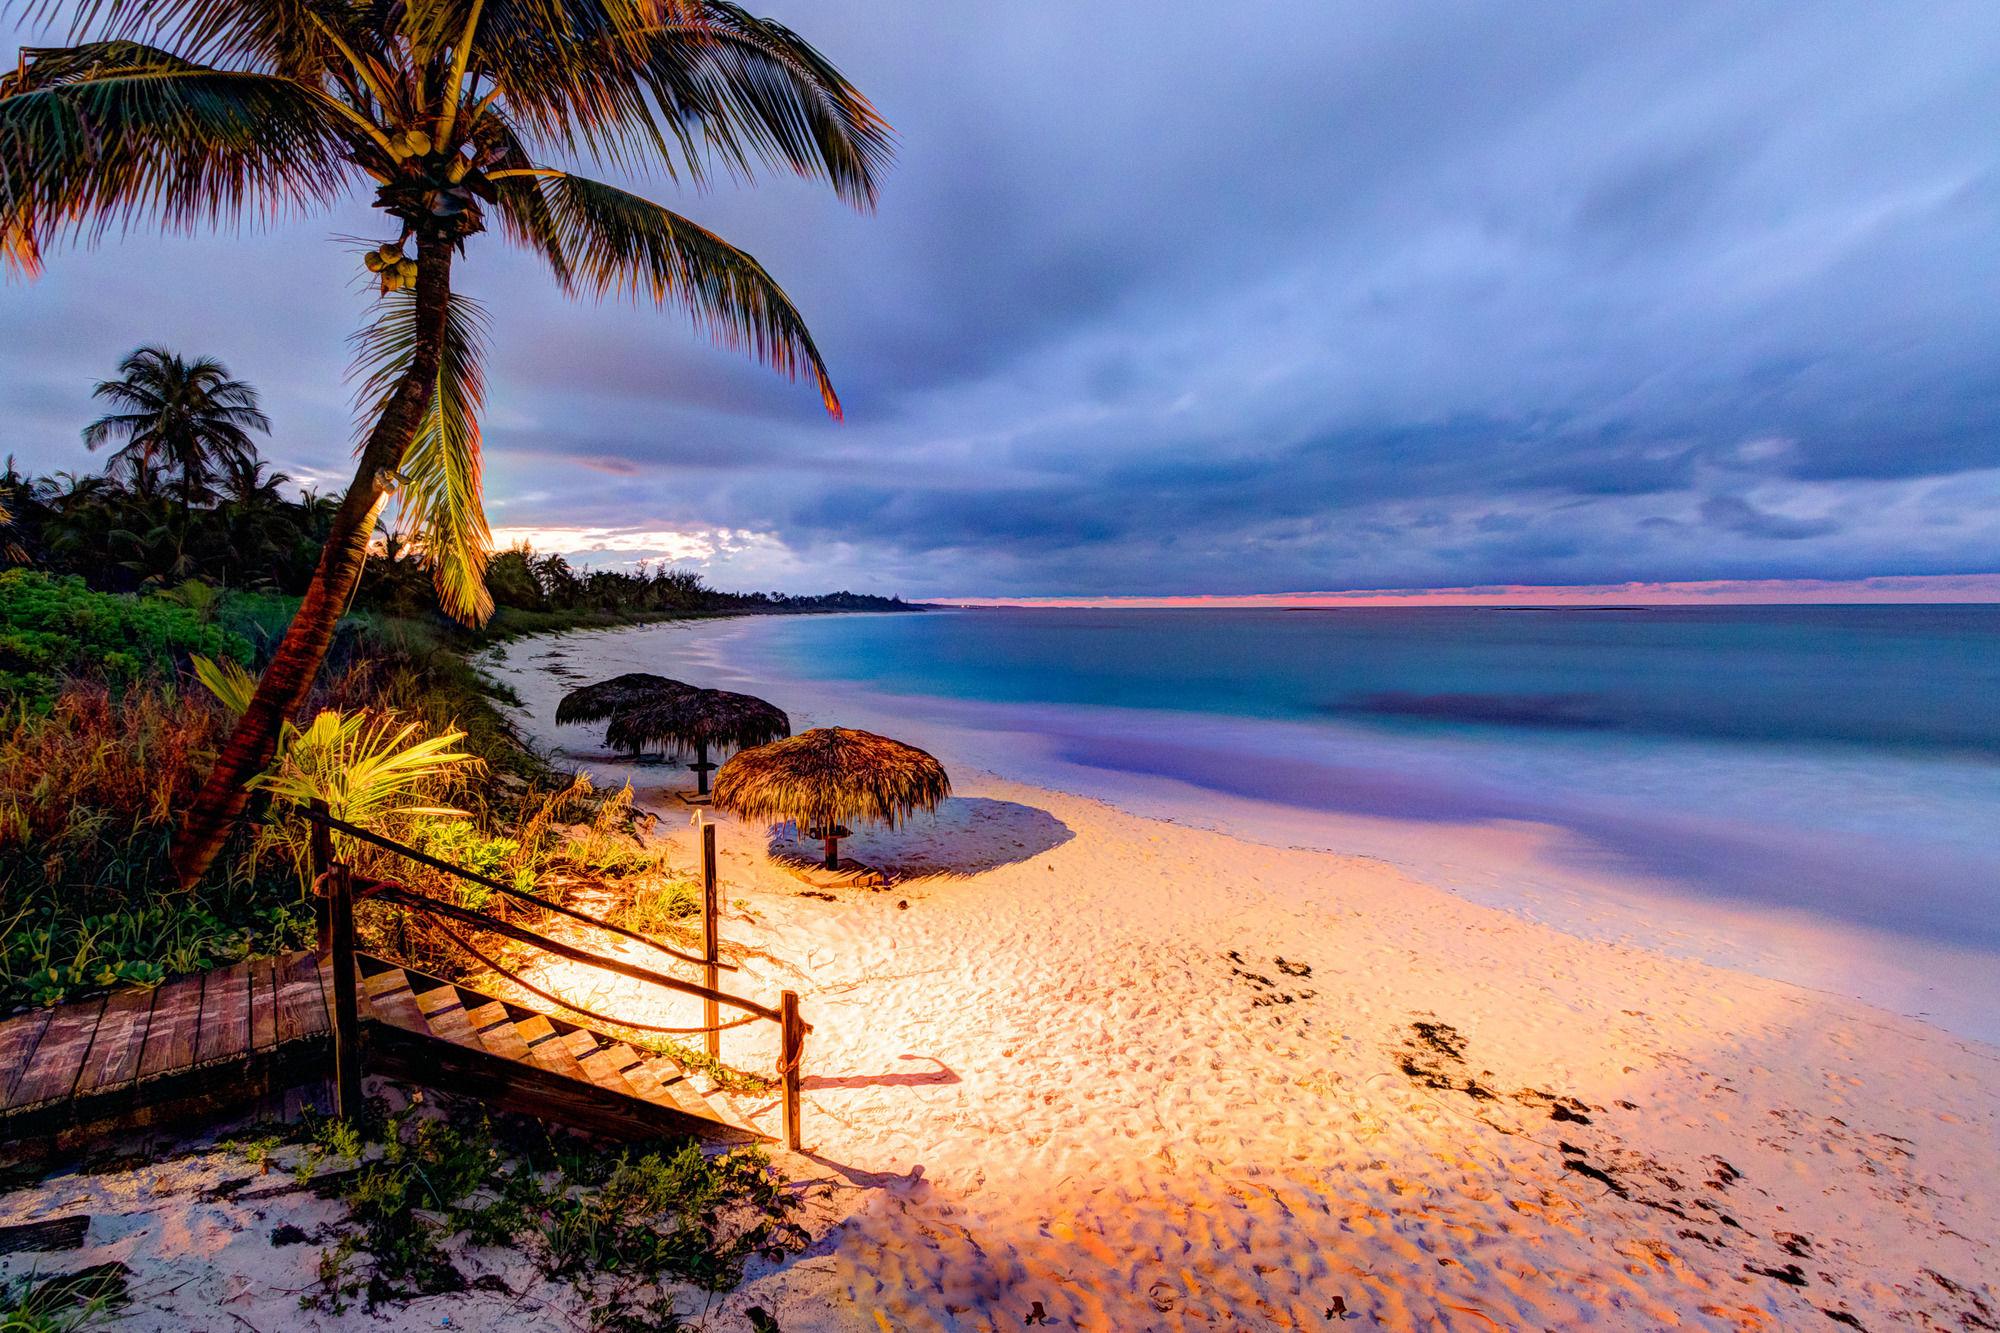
[[0, 455, 914, 620]]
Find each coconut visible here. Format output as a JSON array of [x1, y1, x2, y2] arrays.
[[404, 130, 432, 155], [363, 251, 385, 272]]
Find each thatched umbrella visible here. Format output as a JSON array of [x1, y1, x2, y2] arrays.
[[713, 727, 951, 869], [605, 688, 791, 794], [555, 673, 697, 725], [555, 673, 697, 758]]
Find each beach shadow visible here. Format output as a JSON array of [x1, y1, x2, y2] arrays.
[[761, 796, 1074, 882], [802, 1054, 959, 1092]]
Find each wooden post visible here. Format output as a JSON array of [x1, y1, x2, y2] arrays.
[[694, 740, 712, 796], [779, 989, 804, 1152], [309, 799, 334, 957], [700, 817, 721, 1059], [327, 859, 363, 1124]]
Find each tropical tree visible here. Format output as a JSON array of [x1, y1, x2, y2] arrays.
[[0, 0, 890, 883], [83, 346, 269, 523]]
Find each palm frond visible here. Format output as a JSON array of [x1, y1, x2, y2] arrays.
[[54, 0, 342, 82], [470, 0, 888, 204], [504, 169, 839, 416], [0, 44, 358, 275], [472, 106, 573, 286], [351, 286, 496, 625], [190, 651, 258, 714], [625, 2, 892, 207]]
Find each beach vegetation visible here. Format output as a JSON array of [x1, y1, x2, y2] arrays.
[[250, 706, 482, 873], [0, 569, 248, 704], [630, 1035, 777, 1095], [0, 1263, 132, 1332], [299, 1102, 803, 1317], [619, 877, 704, 934]]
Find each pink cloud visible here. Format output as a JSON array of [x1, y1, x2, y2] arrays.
[[941, 574, 2000, 608]]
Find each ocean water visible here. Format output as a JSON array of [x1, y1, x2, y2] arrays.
[[544, 606, 2000, 1037]]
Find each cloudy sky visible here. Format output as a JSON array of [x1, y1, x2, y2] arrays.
[[5, 1, 2000, 598]]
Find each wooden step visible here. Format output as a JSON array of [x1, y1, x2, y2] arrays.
[[0, 951, 762, 1151], [410, 984, 482, 1049]]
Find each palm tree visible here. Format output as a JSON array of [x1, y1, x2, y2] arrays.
[[83, 347, 269, 523], [1, 0, 889, 883]]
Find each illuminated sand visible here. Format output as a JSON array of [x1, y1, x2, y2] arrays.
[[482, 633, 2000, 1331], [2, 650, 1992, 1331]]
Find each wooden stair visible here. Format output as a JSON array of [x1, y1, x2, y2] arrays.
[[0, 951, 763, 1156], [354, 955, 762, 1144]]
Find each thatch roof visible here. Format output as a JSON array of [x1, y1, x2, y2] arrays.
[[554, 673, 695, 726], [712, 727, 951, 830], [603, 688, 791, 757]]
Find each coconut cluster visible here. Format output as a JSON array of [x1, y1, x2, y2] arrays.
[[363, 241, 419, 292]]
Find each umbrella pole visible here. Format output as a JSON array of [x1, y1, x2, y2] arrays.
[[696, 741, 711, 796], [823, 833, 839, 871]]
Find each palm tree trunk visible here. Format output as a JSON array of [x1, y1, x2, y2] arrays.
[[170, 238, 456, 887]]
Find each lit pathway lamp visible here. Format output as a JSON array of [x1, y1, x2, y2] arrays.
[[607, 688, 791, 797], [712, 727, 950, 870]]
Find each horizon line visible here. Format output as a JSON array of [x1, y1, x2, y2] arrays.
[[933, 573, 2000, 608]]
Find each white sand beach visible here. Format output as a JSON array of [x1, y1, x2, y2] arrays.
[[489, 627, 2000, 1330], [4, 625, 1995, 1332]]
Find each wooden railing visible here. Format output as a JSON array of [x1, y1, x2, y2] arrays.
[[290, 801, 807, 1149]]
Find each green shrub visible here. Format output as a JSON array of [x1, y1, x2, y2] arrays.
[[407, 817, 527, 910], [619, 877, 702, 935], [0, 680, 312, 1006], [305, 1107, 805, 1316], [0, 1263, 132, 1332], [0, 570, 249, 704]]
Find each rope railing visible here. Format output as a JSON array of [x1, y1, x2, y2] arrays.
[[371, 882, 781, 1022], [286, 804, 735, 974], [427, 915, 765, 1038], [267, 798, 807, 1150]]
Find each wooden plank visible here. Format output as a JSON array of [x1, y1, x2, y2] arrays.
[[362, 968, 414, 1002], [577, 1044, 645, 1099], [0, 1216, 89, 1256], [9, 997, 105, 1109], [195, 961, 252, 1067], [411, 986, 481, 1048], [365, 978, 429, 1035], [461, 1003, 535, 1063], [521, 1025, 591, 1081], [0, 1010, 54, 1107], [460, 1000, 510, 1032], [367, 1021, 757, 1144], [619, 1056, 666, 1100], [273, 951, 328, 1044], [357, 964, 415, 1023], [638, 1057, 727, 1121], [248, 958, 278, 1052], [560, 1027, 599, 1059], [72, 984, 157, 1098], [137, 976, 205, 1084]]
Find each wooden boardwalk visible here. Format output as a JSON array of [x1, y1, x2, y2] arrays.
[[0, 951, 760, 1155]]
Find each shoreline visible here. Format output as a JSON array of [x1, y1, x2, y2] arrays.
[[475, 622, 2000, 1330], [486, 613, 2000, 1046]]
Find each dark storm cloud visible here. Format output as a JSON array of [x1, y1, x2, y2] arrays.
[[5, 1, 2000, 595]]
